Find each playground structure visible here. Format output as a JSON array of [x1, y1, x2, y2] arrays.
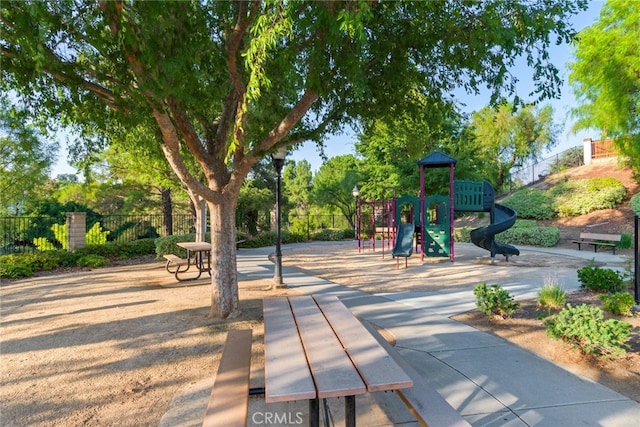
[[355, 151, 520, 266]]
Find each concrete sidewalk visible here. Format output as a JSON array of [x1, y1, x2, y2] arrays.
[[161, 244, 640, 427]]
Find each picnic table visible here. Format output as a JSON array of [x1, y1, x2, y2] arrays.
[[163, 242, 212, 281], [263, 294, 413, 427]]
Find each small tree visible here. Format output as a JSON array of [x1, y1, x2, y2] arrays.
[[569, 0, 640, 174]]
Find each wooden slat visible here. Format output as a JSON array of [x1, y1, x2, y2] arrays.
[[263, 298, 316, 403], [314, 294, 413, 392], [289, 296, 367, 399], [203, 329, 252, 427], [361, 322, 472, 427], [579, 233, 621, 242]]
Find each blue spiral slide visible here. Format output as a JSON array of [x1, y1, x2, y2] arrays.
[[470, 203, 520, 262]]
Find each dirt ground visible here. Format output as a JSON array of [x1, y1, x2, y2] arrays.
[[1, 161, 638, 426], [0, 263, 298, 426]]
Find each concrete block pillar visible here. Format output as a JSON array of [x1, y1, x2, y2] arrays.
[[66, 212, 86, 250], [583, 138, 592, 165]]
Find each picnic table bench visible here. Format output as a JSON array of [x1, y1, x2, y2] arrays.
[[202, 329, 253, 427], [572, 232, 621, 254]]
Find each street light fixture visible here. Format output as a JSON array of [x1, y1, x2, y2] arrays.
[[271, 146, 287, 287], [352, 185, 360, 249]]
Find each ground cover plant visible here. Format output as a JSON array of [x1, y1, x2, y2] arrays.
[[544, 303, 632, 359], [549, 177, 626, 217], [503, 177, 626, 220], [498, 219, 560, 247]]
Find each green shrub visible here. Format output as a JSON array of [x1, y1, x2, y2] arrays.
[[311, 228, 347, 241], [599, 292, 636, 316], [631, 193, 640, 215], [1, 239, 158, 279], [0, 261, 33, 279], [502, 189, 554, 220], [544, 304, 632, 359], [155, 234, 199, 257], [548, 178, 626, 217], [577, 263, 624, 293], [473, 282, 521, 319], [76, 254, 109, 268], [498, 220, 560, 247]]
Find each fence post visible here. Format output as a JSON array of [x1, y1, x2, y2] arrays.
[[66, 212, 86, 251], [635, 215, 639, 305]]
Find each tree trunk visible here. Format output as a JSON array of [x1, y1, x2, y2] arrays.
[[195, 198, 207, 242], [161, 188, 173, 236], [208, 197, 241, 318], [188, 192, 208, 242]]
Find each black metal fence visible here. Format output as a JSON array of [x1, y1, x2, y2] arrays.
[[286, 213, 352, 240], [1, 214, 194, 254], [2, 212, 354, 254], [0, 216, 62, 254]]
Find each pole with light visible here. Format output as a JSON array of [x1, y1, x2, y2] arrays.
[[352, 185, 360, 252], [271, 146, 287, 287]]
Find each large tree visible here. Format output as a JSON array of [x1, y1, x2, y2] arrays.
[[569, 0, 640, 173], [1, 0, 586, 318]]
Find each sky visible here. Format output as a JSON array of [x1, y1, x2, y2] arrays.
[[50, 1, 605, 177]]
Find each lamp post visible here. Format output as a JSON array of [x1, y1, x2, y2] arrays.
[[352, 185, 360, 250], [271, 146, 287, 287]]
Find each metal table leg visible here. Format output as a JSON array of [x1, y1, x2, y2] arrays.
[[345, 395, 355, 427]]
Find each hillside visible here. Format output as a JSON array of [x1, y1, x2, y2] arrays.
[[537, 160, 638, 253], [458, 159, 638, 255]]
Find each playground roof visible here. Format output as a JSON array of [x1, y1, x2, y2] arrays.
[[417, 151, 457, 167]]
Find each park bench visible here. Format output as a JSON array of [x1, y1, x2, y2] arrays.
[[362, 321, 471, 427], [572, 232, 621, 254], [163, 253, 189, 269], [202, 329, 253, 427]]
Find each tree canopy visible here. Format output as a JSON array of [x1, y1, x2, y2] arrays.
[[1, 0, 587, 318], [470, 103, 559, 188], [569, 0, 640, 172], [0, 98, 57, 214]]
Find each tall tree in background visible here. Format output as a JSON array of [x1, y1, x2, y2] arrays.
[[283, 160, 313, 216], [1, 0, 586, 318], [312, 155, 362, 228], [0, 99, 57, 214], [569, 0, 640, 174], [355, 94, 470, 198], [470, 103, 559, 189]]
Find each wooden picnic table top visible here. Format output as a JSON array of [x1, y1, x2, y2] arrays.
[[263, 295, 413, 404], [176, 241, 212, 251]]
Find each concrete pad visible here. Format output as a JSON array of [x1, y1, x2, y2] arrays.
[[434, 345, 632, 408], [396, 347, 510, 416], [513, 400, 640, 427]]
